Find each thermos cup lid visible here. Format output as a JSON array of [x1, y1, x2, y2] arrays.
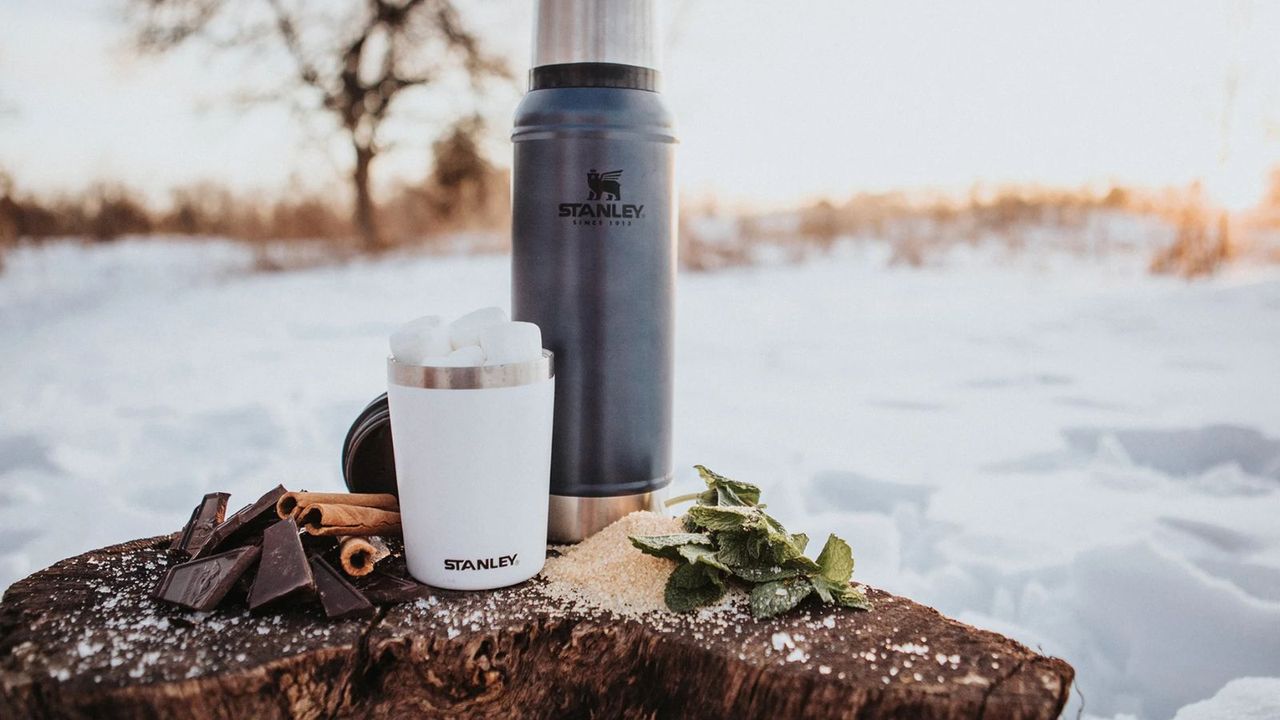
[[533, 0, 661, 71], [342, 393, 399, 496]]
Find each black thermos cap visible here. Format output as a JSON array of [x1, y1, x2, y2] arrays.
[[341, 394, 398, 496]]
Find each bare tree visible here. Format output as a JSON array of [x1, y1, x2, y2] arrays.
[[129, 0, 510, 250]]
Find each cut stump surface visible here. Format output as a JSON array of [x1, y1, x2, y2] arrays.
[[0, 536, 1073, 719]]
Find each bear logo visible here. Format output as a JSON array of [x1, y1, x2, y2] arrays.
[[587, 169, 623, 201]]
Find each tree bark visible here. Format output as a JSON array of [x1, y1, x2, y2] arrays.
[[352, 142, 383, 251], [0, 536, 1074, 719]]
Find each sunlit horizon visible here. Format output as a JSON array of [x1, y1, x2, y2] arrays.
[[2, 0, 1279, 212]]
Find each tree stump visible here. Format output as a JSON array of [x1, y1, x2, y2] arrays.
[[0, 536, 1072, 719]]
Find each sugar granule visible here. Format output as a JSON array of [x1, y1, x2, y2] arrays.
[[539, 511, 684, 618]]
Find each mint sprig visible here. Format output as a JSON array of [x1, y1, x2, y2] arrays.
[[630, 465, 872, 619], [628, 533, 713, 560]]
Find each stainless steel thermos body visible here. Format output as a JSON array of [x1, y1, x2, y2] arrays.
[[512, 0, 676, 542]]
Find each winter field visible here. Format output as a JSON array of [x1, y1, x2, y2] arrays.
[[2, 229, 1279, 719]]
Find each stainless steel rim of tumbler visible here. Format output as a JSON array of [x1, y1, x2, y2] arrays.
[[387, 351, 554, 390], [547, 486, 669, 543]]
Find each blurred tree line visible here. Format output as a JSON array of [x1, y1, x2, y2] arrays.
[[1, 0, 512, 267], [7, 170, 1279, 277], [126, 0, 510, 251], [0, 116, 506, 245], [9, 0, 510, 255], [676, 176, 1280, 277]]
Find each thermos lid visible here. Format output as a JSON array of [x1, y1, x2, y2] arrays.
[[533, 0, 661, 71], [342, 393, 398, 496]]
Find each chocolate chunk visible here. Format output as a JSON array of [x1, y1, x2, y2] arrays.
[[196, 484, 288, 558], [247, 518, 315, 611], [152, 545, 260, 612], [357, 571, 429, 605], [169, 492, 230, 557], [300, 532, 341, 557], [309, 556, 374, 619]]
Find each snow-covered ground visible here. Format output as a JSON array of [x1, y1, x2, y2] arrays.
[[2, 234, 1279, 719]]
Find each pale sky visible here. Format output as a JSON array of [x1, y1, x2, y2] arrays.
[[2, 0, 1279, 209]]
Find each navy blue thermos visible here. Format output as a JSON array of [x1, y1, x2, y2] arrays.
[[512, 0, 677, 542]]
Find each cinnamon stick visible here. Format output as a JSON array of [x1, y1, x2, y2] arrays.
[[276, 492, 398, 520], [338, 536, 390, 577], [299, 504, 402, 537]]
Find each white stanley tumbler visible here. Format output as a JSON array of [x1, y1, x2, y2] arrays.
[[386, 352, 555, 590]]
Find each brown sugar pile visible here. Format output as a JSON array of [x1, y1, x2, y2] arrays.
[[540, 511, 685, 618]]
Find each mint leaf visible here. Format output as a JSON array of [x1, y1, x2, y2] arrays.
[[833, 584, 872, 611], [714, 533, 749, 565], [681, 514, 700, 533], [664, 562, 726, 612], [686, 505, 763, 532], [731, 564, 800, 583], [715, 531, 802, 581], [815, 534, 854, 583], [759, 514, 807, 561], [783, 552, 820, 572], [763, 529, 811, 567], [695, 465, 762, 506], [714, 532, 763, 567], [629, 533, 713, 560], [808, 574, 839, 603], [694, 464, 733, 487], [699, 506, 810, 568], [809, 575, 872, 611], [749, 577, 813, 619], [714, 485, 754, 507], [761, 512, 791, 537], [677, 543, 731, 572]]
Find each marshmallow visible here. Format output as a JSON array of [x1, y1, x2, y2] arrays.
[[448, 344, 486, 366], [420, 345, 486, 367], [480, 321, 543, 366], [390, 315, 451, 364], [449, 306, 508, 350]]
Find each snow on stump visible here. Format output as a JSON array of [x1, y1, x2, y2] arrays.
[[0, 536, 1073, 719]]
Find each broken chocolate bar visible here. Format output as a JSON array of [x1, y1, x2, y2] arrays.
[[247, 517, 315, 611], [195, 484, 288, 558], [152, 545, 260, 612], [169, 491, 230, 557], [357, 571, 429, 605], [309, 556, 374, 620]]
